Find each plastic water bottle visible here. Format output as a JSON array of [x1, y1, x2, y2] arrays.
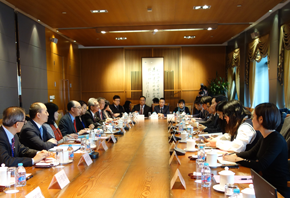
[[179, 121, 183, 131], [196, 146, 206, 173], [16, 163, 26, 187], [201, 163, 211, 187], [85, 136, 91, 153], [67, 144, 74, 160], [231, 189, 241, 198]]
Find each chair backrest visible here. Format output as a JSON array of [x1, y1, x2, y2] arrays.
[[185, 103, 194, 114], [0, 119, 2, 126], [152, 103, 159, 112], [56, 110, 64, 126]]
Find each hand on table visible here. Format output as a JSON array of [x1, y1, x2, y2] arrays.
[[78, 129, 88, 135], [158, 113, 164, 118], [68, 134, 78, 139], [114, 113, 120, 117], [33, 150, 50, 163], [89, 124, 95, 130]]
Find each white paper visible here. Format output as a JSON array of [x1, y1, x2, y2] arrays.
[[111, 135, 116, 143], [101, 140, 108, 151], [82, 153, 93, 166]]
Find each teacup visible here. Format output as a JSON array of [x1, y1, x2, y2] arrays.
[[181, 132, 188, 141], [206, 149, 218, 167]]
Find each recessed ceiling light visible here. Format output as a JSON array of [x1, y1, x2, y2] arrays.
[[184, 36, 195, 39], [154, 29, 158, 32], [116, 37, 127, 40], [90, 10, 108, 13], [147, 8, 152, 12], [37, 19, 40, 22], [56, 30, 59, 32], [194, 6, 201, 10], [101, 31, 106, 34], [207, 27, 212, 31], [269, 10, 272, 12], [62, 12, 67, 14], [73, 40, 76, 42], [237, 5, 242, 7], [203, 5, 210, 9]]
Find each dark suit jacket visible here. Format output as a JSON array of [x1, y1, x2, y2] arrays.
[[154, 105, 170, 116], [75, 115, 86, 131], [19, 120, 55, 151], [83, 110, 103, 128], [0, 126, 37, 167], [132, 104, 151, 117], [109, 104, 124, 118], [58, 113, 79, 136], [96, 110, 107, 121]]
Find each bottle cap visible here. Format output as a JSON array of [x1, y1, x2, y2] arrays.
[[18, 163, 23, 166], [233, 189, 240, 194], [69, 144, 72, 147], [199, 146, 204, 149], [204, 163, 209, 166]]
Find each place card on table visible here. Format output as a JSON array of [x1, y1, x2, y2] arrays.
[[168, 134, 177, 143], [170, 169, 186, 190], [121, 127, 127, 134], [169, 142, 176, 151], [77, 153, 93, 166], [108, 135, 117, 143], [48, 169, 70, 189], [25, 187, 44, 198], [169, 151, 181, 165], [97, 140, 108, 151]]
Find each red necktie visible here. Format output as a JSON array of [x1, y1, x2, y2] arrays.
[[74, 119, 77, 133]]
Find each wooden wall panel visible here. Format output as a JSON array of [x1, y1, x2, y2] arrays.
[[181, 46, 226, 103], [46, 29, 80, 111], [80, 46, 226, 109]]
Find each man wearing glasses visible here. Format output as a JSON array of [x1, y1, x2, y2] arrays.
[[0, 107, 49, 166], [59, 100, 88, 137], [19, 102, 57, 151]]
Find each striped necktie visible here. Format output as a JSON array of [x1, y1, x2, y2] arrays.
[[11, 138, 15, 157]]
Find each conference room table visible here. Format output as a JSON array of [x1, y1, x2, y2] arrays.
[[0, 119, 283, 198]]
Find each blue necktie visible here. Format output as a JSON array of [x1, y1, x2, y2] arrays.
[[39, 126, 43, 140]]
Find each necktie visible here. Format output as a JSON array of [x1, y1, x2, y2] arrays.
[[11, 138, 15, 157], [100, 111, 103, 120], [161, 107, 163, 113], [73, 119, 77, 133], [39, 126, 43, 140], [140, 106, 143, 115]]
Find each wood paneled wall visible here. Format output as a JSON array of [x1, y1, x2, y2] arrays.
[[80, 46, 226, 111], [46, 29, 81, 112]]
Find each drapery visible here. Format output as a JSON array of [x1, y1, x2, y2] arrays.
[[249, 61, 256, 108], [227, 48, 240, 100], [245, 34, 270, 86], [278, 24, 290, 108]]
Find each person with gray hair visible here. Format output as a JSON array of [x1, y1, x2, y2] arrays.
[[83, 98, 103, 128], [96, 97, 107, 121], [0, 107, 49, 167]]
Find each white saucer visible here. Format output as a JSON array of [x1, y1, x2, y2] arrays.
[[209, 163, 222, 168], [179, 140, 188, 143], [184, 148, 198, 152], [213, 184, 225, 192], [61, 160, 73, 165]]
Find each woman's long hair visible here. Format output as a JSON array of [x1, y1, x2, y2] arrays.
[[45, 102, 59, 125], [223, 100, 251, 137]]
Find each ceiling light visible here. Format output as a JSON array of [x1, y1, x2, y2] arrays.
[[184, 36, 195, 39], [90, 10, 108, 13], [269, 10, 272, 12], [62, 12, 67, 14], [207, 27, 212, 31], [147, 8, 152, 12], [101, 31, 106, 34], [116, 37, 127, 40], [237, 5, 242, 7], [194, 6, 201, 10], [154, 29, 158, 32], [202, 5, 210, 9], [56, 30, 59, 32], [73, 40, 76, 42], [109, 30, 151, 33], [163, 28, 204, 31], [37, 19, 40, 22]]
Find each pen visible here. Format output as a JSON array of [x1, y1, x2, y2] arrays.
[[26, 175, 33, 181], [224, 152, 236, 156], [240, 178, 252, 180]]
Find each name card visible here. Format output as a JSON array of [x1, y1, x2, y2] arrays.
[[167, 114, 174, 122], [78, 153, 93, 166], [97, 140, 108, 151], [169, 142, 176, 151], [168, 125, 173, 133], [121, 127, 127, 134], [108, 135, 117, 143], [25, 187, 44, 198], [168, 134, 177, 143], [48, 170, 70, 189], [169, 151, 181, 165], [137, 115, 144, 120], [170, 169, 186, 189]]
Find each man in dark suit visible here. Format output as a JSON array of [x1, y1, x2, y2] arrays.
[[0, 107, 49, 166], [96, 97, 107, 121], [132, 96, 151, 117], [59, 100, 88, 137], [109, 95, 125, 118], [83, 98, 104, 128], [19, 102, 57, 151], [154, 98, 170, 117]]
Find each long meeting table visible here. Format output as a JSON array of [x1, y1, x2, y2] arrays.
[[0, 119, 283, 198]]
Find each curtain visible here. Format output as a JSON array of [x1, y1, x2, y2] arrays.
[[278, 24, 290, 85], [245, 34, 270, 85], [249, 61, 256, 107], [227, 48, 240, 100], [284, 50, 290, 108]]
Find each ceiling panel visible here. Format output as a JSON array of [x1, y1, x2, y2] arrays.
[[5, 0, 283, 46]]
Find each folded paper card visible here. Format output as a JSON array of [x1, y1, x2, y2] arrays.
[[170, 169, 186, 189], [77, 153, 93, 166], [48, 170, 70, 189]]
